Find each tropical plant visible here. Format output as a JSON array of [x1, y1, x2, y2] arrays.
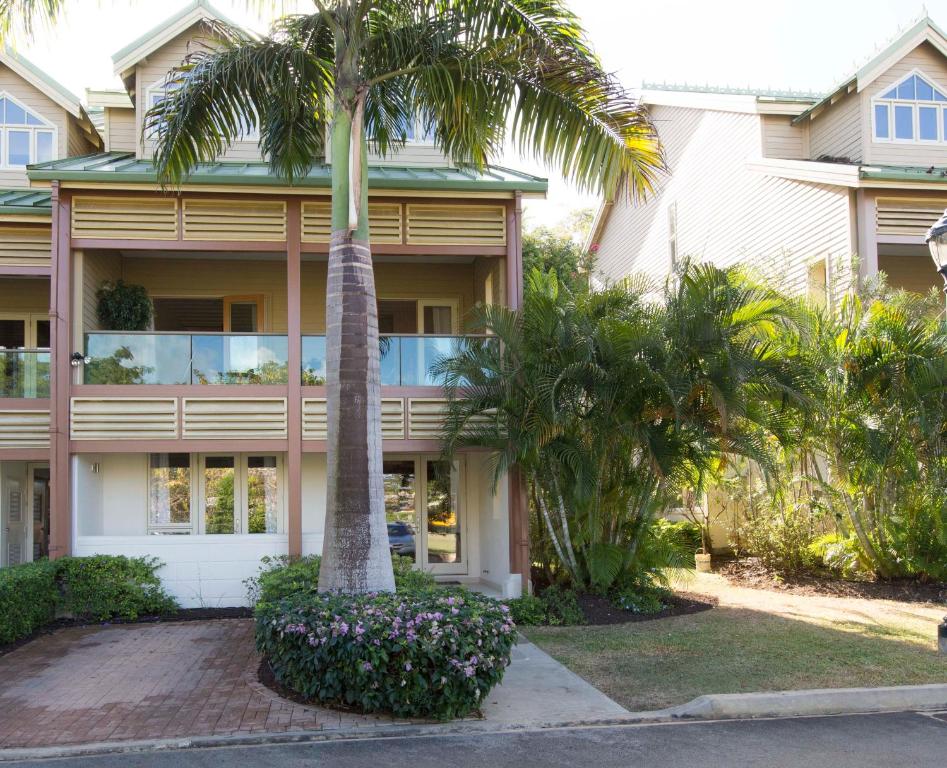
[[96, 280, 153, 331], [522, 223, 595, 294], [437, 263, 806, 592], [121, 0, 664, 594]]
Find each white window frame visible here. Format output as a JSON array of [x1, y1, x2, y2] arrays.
[[0, 91, 57, 169], [401, 115, 436, 145], [871, 69, 947, 145], [147, 452, 285, 535], [146, 78, 261, 142]]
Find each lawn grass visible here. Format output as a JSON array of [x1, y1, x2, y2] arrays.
[[523, 604, 947, 712]]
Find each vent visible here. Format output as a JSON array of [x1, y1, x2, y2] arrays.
[[0, 410, 49, 448], [0, 226, 51, 268], [876, 198, 947, 237], [183, 199, 287, 241], [71, 397, 177, 440], [72, 196, 178, 240], [406, 204, 506, 246], [303, 397, 405, 440], [301, 201, 404, 244], [182, 397, 287, 439], [408, 398, 495, 439]]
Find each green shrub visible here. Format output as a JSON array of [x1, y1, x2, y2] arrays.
[[506, 585, 585, 626], [653, 519, 702, 554], [96, 280, 153, 331], [808, 534, 869, 579], [613, 577, 672, 615], [506, 594, 546, 625], [247, 553, 437, 606], [257, 589, 515, 719], [56, 555, 177, 621], [739, 500, 820, 572], [0, 560, 58, 644]]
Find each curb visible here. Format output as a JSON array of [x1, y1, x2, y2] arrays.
[[3, 684, 947, 762]]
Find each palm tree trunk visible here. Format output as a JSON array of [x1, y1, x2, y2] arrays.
[[317, 89, 395, 593]]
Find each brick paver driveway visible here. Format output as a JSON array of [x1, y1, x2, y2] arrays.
[[0, 620, 333, 748]]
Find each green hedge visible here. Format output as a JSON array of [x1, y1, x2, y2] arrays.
[[257, 589, 516, 719], [0, 560, 58, 644], [246, 553, 436, 606], [0, 555, 178, 645]]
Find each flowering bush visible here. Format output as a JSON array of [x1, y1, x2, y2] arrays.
[[256, 589, 516, 719]]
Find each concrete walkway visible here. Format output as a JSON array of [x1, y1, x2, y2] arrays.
[[0, 620, 626, 750]]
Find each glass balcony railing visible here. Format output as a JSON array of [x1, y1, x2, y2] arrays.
[[303, 335, 490, 387], [82, 333, 486, 387], [84, 333, 289, 385], [0, 349, 50, 398]]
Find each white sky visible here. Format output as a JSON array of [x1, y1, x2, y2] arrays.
[[11, 0, 945, 229]]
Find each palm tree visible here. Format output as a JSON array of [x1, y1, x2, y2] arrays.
[[4, 0, 664, 593]]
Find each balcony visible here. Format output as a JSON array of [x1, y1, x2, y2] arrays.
[[83, 332, 488, 387], [302, 335, 490, 387], [0, 349, 50, 398]]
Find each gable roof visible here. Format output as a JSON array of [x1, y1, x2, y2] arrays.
[[0, 47, 82, 118], [794, 15, 947, 125], [112, 0, 238, 81]]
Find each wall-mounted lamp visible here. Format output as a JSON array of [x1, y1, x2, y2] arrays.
[[70, 352, 91, 367], [90, 463, 100, 474]]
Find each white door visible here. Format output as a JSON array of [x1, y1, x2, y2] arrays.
[[1, 474, 29, 566]]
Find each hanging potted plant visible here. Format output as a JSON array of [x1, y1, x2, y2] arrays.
[[96, 280, 153, 331]]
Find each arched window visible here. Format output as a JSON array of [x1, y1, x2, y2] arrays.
[[872, 70, 947, 143], [0, 93, 55, 168]]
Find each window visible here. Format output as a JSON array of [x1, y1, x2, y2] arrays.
[[148, 453, 283, 535], [873, 71, 947, 143], [396, 114, 435, 144], [0, 94, 55, 168], [147, 79, 260, 141], [807, 257, 830, 308], [667, 202, 678, 270], [148, 454, 192, 534]]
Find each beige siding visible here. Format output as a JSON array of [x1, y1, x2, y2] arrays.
[[809, 89, 862, 161], [368, 143, 454, 168], [0, 277, 48, 312], [301, 260, 477, 333], [0, 64, 71, 188], [863, 41, 947, 165], [760, 115, 809, 159], [81, 251, 121, 332], [135, 30, 263, 161], [105, 107, 136, 152], [595, 104, 855, 306], [878, 252, 942, 293], [66, 120, 97, 157]]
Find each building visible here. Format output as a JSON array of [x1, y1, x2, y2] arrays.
[[589, 15, 947, 304], [0, 0, 544, 605]]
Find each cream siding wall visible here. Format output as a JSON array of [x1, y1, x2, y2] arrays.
[[862, 41, 947, 165], [135, 30, 264, 161], [760, 115, 809, 159], [809, 89, 862, 161], [368, 144, 454, 167], [66, 121, 96, 158], [104, 107, 136, 152], [0, 64, 71, 188], [595, 104, 855, 304], [80, 251, 121, 332]]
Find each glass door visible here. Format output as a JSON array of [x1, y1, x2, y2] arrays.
[[383, 456, 465, 575], [202, 455, 237, 534]]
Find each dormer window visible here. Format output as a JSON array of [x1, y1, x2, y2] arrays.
[[147, 78, 260, 141], [872, 71, 947, 143], [0, 93, 55, 168]]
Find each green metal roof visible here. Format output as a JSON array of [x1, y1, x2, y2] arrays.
[[26, 152, 548, 193], [0, 189, 52, 215], [859, 165, 947, 183]]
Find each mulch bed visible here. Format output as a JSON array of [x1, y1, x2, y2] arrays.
[[719, 557, 947, 605], [0, 606, 252, 658], [577, 592, 716, 626]]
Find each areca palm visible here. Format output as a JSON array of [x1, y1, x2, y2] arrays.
[[134, 0, 663, 592]]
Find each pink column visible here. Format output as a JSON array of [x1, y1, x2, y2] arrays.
[[286, 199, 303, 558], [48, 183, 71, 558]]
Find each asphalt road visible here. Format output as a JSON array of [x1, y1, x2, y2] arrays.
[[8, 712, 947, 768]]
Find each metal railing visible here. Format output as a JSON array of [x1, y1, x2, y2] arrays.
[[0, 349, 50, 397]]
